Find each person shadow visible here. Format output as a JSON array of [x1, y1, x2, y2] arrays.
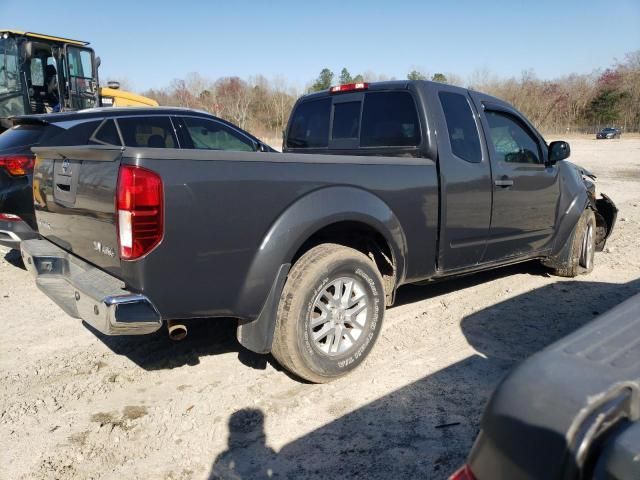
[[209, 408, 277, 480]]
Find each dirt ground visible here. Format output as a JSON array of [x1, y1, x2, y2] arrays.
[[1, 137, 639, 480]]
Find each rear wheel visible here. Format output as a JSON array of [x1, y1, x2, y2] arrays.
[[550, 209, 596, 277], [272, 244, 385, 383]]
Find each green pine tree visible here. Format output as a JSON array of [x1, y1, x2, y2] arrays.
[[431, 73, 448, 83], [309, 68, 334, 92], [407, 70, 427, 81], [339, 68, 353, 85]]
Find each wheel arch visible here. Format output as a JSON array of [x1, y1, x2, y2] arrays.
[[236, 186, 408, 354]]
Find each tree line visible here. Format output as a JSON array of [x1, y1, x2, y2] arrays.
[[137, 50, 639, 140]]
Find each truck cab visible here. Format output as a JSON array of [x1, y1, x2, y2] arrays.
[[284, 81, 614, 273]]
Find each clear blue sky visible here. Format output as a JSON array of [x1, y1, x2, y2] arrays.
[[2, 0, 639, 91]]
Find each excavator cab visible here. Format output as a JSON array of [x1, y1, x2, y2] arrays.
[[0, 30, 98, 130]]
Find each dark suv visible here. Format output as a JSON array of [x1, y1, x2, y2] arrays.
[[0, 107, 273, 248]]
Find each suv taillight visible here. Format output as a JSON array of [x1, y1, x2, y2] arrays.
[[449, 465, 477, 480], [0, 213, 21, 222], [116, 165, 163, 260], [0, 154, 35, 176]]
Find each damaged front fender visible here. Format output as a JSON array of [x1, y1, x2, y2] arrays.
[[573, 163, 618, 252], [594, 193, 617, 251]]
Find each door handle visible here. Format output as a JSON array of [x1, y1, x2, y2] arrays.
[[495, 177, 514, 187]]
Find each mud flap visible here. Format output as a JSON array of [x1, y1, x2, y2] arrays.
[[236, 264, 290, 354]]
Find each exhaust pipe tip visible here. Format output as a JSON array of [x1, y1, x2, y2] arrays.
[[167, 320, 188, 341]]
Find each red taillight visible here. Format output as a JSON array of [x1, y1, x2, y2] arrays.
[[0, 213, 21, 222], [0, 154, 35, 176], [116, 165, 163, 260], [449, 465, 477, 480], [329, 82, 369, 93]]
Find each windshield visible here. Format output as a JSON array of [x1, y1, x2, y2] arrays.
[[0, 37, 21, 95], [0, 37, 25, 118]]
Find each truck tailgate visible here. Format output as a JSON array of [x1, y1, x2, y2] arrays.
[[31, 145, 123, 276]]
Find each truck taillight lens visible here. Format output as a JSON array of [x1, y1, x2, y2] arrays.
[[449, 465, 477, 480], [116, 165, 163, 260], [0, 154, 35, 176]]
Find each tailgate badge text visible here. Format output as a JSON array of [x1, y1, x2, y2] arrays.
[[93, 241, 116, 258]]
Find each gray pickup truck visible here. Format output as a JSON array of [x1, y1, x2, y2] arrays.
[[20, 81, 616, 382]]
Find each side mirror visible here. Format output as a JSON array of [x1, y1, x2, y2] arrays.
[[95, 56, 102, 69], [548, 141, 570, 164]]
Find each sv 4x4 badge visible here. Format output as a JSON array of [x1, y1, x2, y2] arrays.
[[92, 241, 115, 258]]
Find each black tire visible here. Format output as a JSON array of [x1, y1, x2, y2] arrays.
[[272, 243, 385, 383], [551, 209, 596, 277]]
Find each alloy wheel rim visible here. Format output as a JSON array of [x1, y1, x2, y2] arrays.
[[581, 223, 594, 269], [308, 276, 369, 357]]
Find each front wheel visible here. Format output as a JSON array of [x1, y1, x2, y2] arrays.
[[272, 244, 385, 383], [549, 209, 596, 277]]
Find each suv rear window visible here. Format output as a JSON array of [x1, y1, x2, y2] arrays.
[[180, 116, 254, 151], [361, 92, 420, 147], [286, 98, 331, 148], [0, 125, 46, 150], [117, 116, 177, 148], [90, 119, 122, 146]]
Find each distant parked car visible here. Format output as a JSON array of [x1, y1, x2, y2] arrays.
[[596, 127, 621, 139], [450, 293, 640, 480]]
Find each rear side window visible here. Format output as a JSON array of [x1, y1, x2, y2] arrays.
[[90, 119, 122, 146], [117, 116, 177, 148], [0, 125, 45, 150], [438, 92, 482, 163], [45, 120, 102, 146], [361, 92, 420, 147], [332, 102, 361, 139], [286, 99, 331, 148], [181, 116, 254, 151]]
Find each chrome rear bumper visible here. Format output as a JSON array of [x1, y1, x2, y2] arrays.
[[20, 239, 162, 335]]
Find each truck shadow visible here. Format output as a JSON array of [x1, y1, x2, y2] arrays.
[[87, 318, 269, 371], [207, 278, 640, 480], [89, 261, 550, 373], [3, 248, 25, 270], [393, 260, 550, 308]]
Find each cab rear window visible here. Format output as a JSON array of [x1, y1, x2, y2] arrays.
[[286, 91, 420, 149], [286, 99, 331, 148], [360, 92, 420, 147]]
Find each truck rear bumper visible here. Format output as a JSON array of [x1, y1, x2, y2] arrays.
[[20, 239, 162, 335]]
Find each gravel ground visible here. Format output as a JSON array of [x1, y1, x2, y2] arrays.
[[1, 137, 639, 480]]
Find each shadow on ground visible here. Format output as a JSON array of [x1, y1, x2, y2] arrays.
[[88, 318, 270, 371], [3, 248, 25, 270], [392, 260, 550, 308], [92, 261, 550, 373], [208, 277, 640, 480]]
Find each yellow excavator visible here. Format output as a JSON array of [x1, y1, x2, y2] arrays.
[[0, 29, 158, 132]]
